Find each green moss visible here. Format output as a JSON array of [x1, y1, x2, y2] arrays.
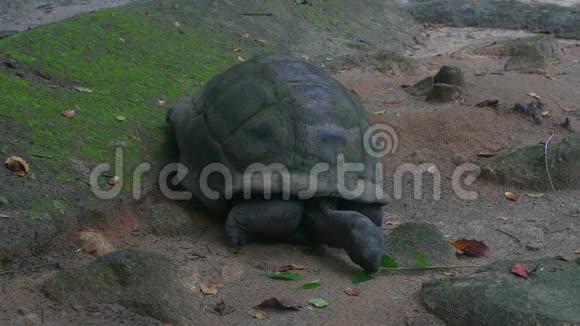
[[0, 7, 233, 211]]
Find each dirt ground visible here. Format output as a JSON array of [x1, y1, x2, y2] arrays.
[[1, 3, 580, 326]]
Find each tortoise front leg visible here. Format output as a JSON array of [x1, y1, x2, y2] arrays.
[[225, 199, 304, 245]]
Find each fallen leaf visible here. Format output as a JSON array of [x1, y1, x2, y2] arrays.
[[232, 47, 242, 52], [528, 92, 541, 99], [274, 264, 308, 272], [542, 111, 551, 117], [433, 23, 447, 28], [526, 193, 544, 198], [308, 298, 328, 308], [254, 39, 267, 44], [173, 21, 181, 28], [510, 263, 530, 279], [74, 86, 93, 93], [115, 116, 126, 121], [240, 32, 250, 38], [48, 84, 59, 89], [443, 272, 457, 277], [562, 107, 577, 112], [545, 75, 556, 81], [575, 249, 580, 255], [237, 56, 246, 62], [158, 99, 166, 107], [372, 109, 386, 115], [343, 287, 360, 296], [200, 281, 218, 295], [504, 192, 519, 201], [379, 101, 401, 108], [382, 220, 401, 229], [4, 156, 30, 177], [263, 272, 304, 281], [301, 279, 320, 289], [351, 271, 375, 284], [107, 176, 120, 185], [495, 216, 509, 221], [248, 308, 269, 320], [415, 252, 429, 267], [257, 298, 302, 311], [61, 110, 76, 118], [450, 239, 491, 257], [301, 54, 309, 61], [380, 255, 400, 268], [554, 255, 570, 262]]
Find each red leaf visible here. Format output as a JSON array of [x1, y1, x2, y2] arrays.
[[510, 263, 530, 279], [450, 239, 491, 257]]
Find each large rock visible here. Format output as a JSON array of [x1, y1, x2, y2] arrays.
[[43, 250, 199, 325], [479, 135, 580, 189], [406, 76, 434, 97], [0, 212, 56, 260], [433, 65, 464, 88], [422, 258, 580, 325], [385, 222, 457, 267]]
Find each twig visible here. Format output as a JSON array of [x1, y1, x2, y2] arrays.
[[75, 177, 91, 186], [544, 133, 566, 205], [381, 265, 483, 271], [495, 228, 521, 243], [241, 12, 273, 16], [31, 153, 53, 158]]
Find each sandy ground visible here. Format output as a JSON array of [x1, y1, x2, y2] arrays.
[[0, 2, 580, 325], [1, 26, 579, 325], [0, 0, 138, 32]]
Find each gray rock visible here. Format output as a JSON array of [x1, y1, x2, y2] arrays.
[[479, 135, 580, 189], [43, 250, 199, 326], [451, 153, 466, 166], [422, 258, 580, 325], [426, 83, 461, 103], [406, 76, 434, 97], [0, 212, 56, 260], [433, 65, 464, 88], [385, 222, 457, 267], [145, 203, 195, 236]]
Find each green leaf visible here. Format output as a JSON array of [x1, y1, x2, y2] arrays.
[[308, 298, 328, 308], [263, 272, 305, 281], [415, 252, 429, 268], [301, 279, 320, 289], [351, 271, 375, 284], [380, 255, 400, 268]]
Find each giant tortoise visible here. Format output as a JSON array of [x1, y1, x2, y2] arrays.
[[167, 54, 389, 272]]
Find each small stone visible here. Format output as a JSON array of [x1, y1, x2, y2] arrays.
[[426, 83, 461, 103], [78, 231, 115, 256], [406, 76, 434, 97], [434, 65, 464, 87], [451, 153, 466, 166]]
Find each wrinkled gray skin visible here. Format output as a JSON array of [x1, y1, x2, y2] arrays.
[[167, 54, 388, 273]]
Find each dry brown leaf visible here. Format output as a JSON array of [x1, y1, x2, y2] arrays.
[[158, 99, 166, 107], [61, 110, 76, 118], [528, 92, 541, 99], [495, 216, 509, 221], [200, 281, 218, 295], [450, 239, 491, 257], [115, 116, 126, 121], [107, 176, 120, 185], [232, 47, 242, 52], [562, 107, 577, 112], [240, 32, 250, 38], [237, 56, 246, 62], [343, 287, 360, 296], [254, 39, 267, 44], [433, 23, 447, 28], [504, 192, 519, 202], [173, 21, 181, 28], [443, 272, 457, 276], [274, 264, 308, 272], [4, 156, 30, 177]]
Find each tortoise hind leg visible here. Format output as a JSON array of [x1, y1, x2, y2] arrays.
[[226, 199, 304, 245]]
